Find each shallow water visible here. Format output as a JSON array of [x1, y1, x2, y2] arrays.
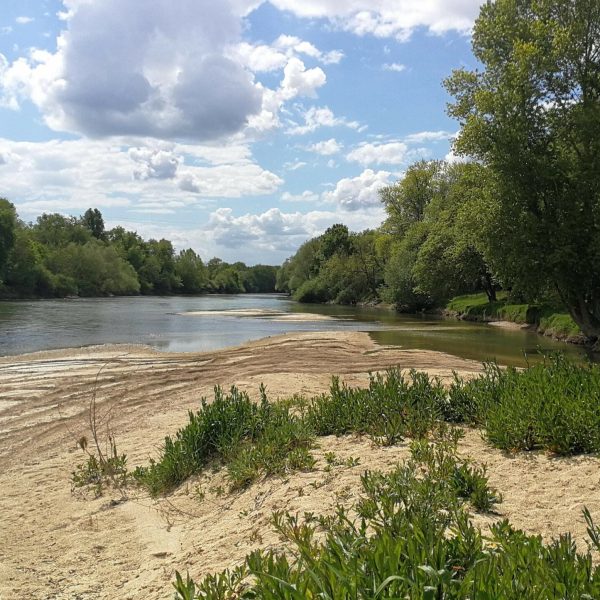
[[0, 294, 593, 366]]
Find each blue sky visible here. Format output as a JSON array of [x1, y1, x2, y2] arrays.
[[0, 0, 483, 264]]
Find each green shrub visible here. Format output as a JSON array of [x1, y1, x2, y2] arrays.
[[135, 386, 266, 495], [174, 432, 600, 600], [292, 277, 331, 303], [482, 355, 600, 454], [447, 356, 600, 454], [307, 368, 445, 443]]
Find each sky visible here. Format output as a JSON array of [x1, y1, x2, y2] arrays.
[[0, 0, 484, 265]]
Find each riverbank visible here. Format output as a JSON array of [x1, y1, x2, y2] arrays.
[[1, 332, 599, 598], [444, 293, 586, 345]]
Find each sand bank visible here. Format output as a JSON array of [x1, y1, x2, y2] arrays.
[[180, 308, 342, 321], [0, 331, 598, 599]]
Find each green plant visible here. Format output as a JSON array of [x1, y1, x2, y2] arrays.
[[174, 427, 600, 599]]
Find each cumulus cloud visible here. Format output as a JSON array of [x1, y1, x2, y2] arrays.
[[129, 147, 181, 180], [307, 138, 342, 155], [263, 0, 479, 40], [208, 207, 308, 249], [178, 164, 282, 197], [322, 168, 392, 211], [233, 35, 343, 73], [0, 137, 282, 215], [202, 204, 386, 259], [347, 141, 409, 166], [16, 16, 35, 25], [287, 106, 361, 135], [1, 0, 262, 141], [280, 58, 326, 100]]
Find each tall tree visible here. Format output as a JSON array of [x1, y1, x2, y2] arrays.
[[445, 0, 600, 340], [81, 208, 106, 240], [0, 198, 17, 280]]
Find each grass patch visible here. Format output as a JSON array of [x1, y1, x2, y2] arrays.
[[136, 369, 447, 497], [136, 356, 600, 498], [538, 309, 581, 338], [450, 356, 600, 454], [173, 430, 600, 600], [446, 293, 581, 337], [446, 292, 507, 320], [134, 385, 314, 495]]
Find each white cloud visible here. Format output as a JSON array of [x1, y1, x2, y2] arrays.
[[322, 168, 392, 211], [382, 62, 406, 72], [208, 207, 308, 249], [273, 35, 344, 65], [307, 138, 342, 155], [178, 164, 282, 197], [263, 1, 479, 40], [347, 141, 409, 166], [1, 26, 13, 35], [404, 130, 454, 143], [129, 148, 181, 180], [280, 57, 326, 100], [0, 138, 282, 216], [200, 204, 386, 259], [1, 0, 262, 141], [444, 148, 469, 164], [15, 16, 35, 25], [281, 190, 320, 202], [231, 35, 343, 78], [287, 106, 361, 135], [283, 160, 307, 171]]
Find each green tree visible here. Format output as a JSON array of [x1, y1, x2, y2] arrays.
[[81, 208, 106, 240], [445, 0, 600, 340], [33, 213, 91, 247], [175, 249, 208, 293], [0, 198, 17, 281], [413, 163, 497, 303], [379, 161, 444, 235]]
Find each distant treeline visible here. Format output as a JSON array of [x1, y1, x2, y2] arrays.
[[0, 201, 277, 298], [276, 161, 497, 311]]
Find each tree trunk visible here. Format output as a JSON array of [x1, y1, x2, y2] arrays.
[[482, 273, 497, 303], [561, 288, 600, 343]]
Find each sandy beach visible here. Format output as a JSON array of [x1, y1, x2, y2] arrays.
[[1, 331, 598, 599]]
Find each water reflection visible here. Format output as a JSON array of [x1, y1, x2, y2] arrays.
[[0, 294, 594, 367]]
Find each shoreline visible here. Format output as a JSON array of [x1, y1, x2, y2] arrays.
[[1, 332, 599, 599]]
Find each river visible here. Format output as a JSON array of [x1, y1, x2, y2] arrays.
[[0, 294, 592, 366]]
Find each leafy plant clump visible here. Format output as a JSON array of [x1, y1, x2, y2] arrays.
[[71, 435, 130, 497], [134, 385, 315, 496], [307, 369, 446, 442], [172, 433, 600, 600], [136, 356, 600, 498], [137, 369, 450, 497], [449, 355, 600, 454]]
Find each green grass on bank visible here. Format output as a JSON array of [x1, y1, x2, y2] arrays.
[[446, 293, 581, 338]]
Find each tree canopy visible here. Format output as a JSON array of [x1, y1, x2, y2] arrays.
[[0, 206, 278, 299], [445, 0, 600, 339]]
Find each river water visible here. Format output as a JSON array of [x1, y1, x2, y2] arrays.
[[0, 294, 592, 366]]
